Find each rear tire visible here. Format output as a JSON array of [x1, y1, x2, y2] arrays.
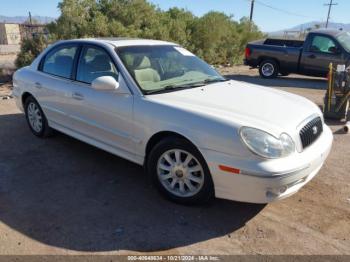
[[147, 137, 214, 205], [24, 96, 53, 138], [259, 60, 279, 79]]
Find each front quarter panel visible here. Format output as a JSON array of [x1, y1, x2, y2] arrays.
[[133, 96, 253, 160], [12, 67, 38, 111]]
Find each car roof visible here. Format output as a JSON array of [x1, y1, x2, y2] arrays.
[[57, 38, 177, 47]]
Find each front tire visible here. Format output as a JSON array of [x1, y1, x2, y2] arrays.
[[259, 59, 279, 78], [24, 96, 53, 137], [147, 137, 214, 205]]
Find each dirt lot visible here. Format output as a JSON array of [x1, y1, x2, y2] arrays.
[[0, 66, 349, 255]]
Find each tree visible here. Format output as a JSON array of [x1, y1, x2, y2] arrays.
[[100, 0, 165, 38], [236, 17, 265, 63], [162, 8, 196, 49], [15, 35, 49, 68], [16, 0, 265, 67], [191, 12, 239, 64], [48, 0, 108, 38]]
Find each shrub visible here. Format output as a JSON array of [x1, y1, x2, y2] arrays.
[[15, 36, 49, 68], [16, 0, 265, 68]]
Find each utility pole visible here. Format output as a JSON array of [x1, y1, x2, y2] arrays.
[[249, 0, 255, 23], [249, 0, 255, 31], [324, 0, 338, 28], [28, 11, 32, 25]]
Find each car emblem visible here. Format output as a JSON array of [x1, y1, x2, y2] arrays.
[[312, 126, 318, 135]]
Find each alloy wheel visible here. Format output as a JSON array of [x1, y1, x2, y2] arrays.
[[261, 63, 275, 77], [27, 102, 43, 133], [157, 149, 205, 197]]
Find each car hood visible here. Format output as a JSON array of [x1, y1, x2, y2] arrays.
[[147, 80, 322, 136]]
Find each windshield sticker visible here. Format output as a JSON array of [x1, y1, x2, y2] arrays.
[[174, 47, 195, 56]]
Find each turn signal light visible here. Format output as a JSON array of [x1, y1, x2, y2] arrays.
[[219, 165, 240, 174]]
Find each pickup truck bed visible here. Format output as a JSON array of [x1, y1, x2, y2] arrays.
[[246, 39, 303, 75], [245, 29, 350, 79], [263, 39, 304, 48]]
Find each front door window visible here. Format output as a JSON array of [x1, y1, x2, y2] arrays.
[[310, 36, 337, 54], [77, 46, 119, 84]]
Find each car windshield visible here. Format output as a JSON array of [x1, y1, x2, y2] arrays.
[[116, 45, 226, 94], [337, 32, 350, 52]]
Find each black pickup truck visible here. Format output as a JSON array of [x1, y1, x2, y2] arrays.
[[244, 29, 350, 78]]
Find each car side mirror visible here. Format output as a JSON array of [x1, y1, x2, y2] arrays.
[[91, 76, 120, 91]]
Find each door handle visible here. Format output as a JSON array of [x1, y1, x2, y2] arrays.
[[35, 82, 43, 89], [308, 54, 316, 59], [72, 92, 84, 100]]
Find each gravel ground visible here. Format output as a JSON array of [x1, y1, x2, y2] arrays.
[[0, 66, 349, 255]]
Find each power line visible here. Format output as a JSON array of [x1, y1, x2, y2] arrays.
[[254, 0, 315, 19], [324, 0, 338, 28], [244, 0, 318, 20]]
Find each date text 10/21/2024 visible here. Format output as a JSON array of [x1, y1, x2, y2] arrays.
[[127, 256, 220, 261]]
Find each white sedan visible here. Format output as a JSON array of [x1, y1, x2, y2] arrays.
[[12, 38, 333, 204]]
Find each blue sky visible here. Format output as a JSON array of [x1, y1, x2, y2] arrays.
[[1, 0, 349, 32]]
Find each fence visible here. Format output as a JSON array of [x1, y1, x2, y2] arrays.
[[0, 44, 20, 55]]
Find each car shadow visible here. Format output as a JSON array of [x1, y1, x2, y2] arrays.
[[0, 113, 265, 252], [226, 74, 327, 90]]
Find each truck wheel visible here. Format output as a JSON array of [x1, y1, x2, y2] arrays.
[[259, 60, 279, 79]]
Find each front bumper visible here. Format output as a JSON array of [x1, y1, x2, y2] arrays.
[[11, 88, 24, 112], [201, 125, 333, 203]]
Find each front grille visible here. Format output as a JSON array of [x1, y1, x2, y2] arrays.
[[299, 117, 323, 149]]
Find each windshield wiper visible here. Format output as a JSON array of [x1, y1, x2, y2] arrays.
[[144, 78, 230, 95], [144, 83, 205, 95], [200, 77, 230, 84]]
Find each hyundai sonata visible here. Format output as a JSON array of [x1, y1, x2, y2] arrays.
[[12, 38, 333, 204]]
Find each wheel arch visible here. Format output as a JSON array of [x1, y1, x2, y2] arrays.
[[258, 57, 280, 69], [144, 131, 203, 165], [21, 92, 35, 107], [144, 130, 215, 203]]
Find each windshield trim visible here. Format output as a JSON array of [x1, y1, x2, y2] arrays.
[[336, 32, 350, 53], [115, 45, 225, 95], [143, 77, 230, 95]]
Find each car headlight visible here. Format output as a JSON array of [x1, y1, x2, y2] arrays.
[[240, 127, 295, 159]]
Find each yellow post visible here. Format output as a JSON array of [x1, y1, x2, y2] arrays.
[[328, 63, 333, 112]]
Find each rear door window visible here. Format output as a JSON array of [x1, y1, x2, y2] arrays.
[[42, 45, 77, 79]]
